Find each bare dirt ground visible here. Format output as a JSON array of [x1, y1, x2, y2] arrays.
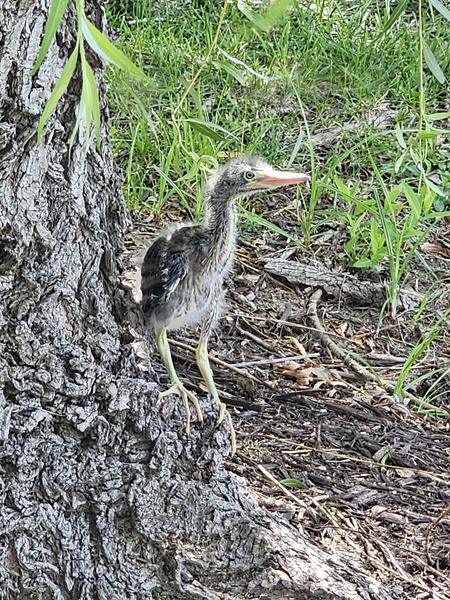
[[124, 208, 450, 599]]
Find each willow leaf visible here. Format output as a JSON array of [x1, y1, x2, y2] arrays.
[[32, 0, 70, 76], [37, 43, 79, 141], [429, 0, 450, 21], [423, 41, 446, 83], [80, 56, 93, 144], [82, 57, 101, 148], [382, 0, 410, 33], [81, 16, 147, 80]]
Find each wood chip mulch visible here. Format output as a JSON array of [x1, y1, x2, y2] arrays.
[[124, 212, 450, 599]]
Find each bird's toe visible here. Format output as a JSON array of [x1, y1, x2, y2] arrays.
[[159, 382, 204, 432]]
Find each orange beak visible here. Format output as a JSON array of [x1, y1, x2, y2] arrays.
[[253, 168, 310, 189]]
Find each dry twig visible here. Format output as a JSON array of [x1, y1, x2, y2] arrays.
[[425, 505, 450, 567]]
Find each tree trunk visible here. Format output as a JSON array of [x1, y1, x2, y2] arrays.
[[0, 2, 393, 598]]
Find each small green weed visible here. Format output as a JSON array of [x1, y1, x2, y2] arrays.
[[330, 171, 449, 318], [395, 303, 450, 406]]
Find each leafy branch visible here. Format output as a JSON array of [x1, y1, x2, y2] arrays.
[[32, 0, 148, 149]]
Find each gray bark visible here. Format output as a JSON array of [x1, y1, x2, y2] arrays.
[[0, 1, 394, 598]]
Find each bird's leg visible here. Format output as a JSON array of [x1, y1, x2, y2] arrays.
[[195, 332, 236, 455], [155, 328, 203, 435]]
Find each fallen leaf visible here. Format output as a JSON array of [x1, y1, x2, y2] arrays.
[[278, 362, 312, 385], [334, 322, 348, 336], [420, 242, 450, 258], [311, 366, 337, 381], [350, 330, 372, 347]]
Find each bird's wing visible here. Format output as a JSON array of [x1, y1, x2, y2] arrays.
[[140, 236, 188, 313]]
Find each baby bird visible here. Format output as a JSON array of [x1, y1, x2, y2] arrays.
[[140, 156, 310, 454]]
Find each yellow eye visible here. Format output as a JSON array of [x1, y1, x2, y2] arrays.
[[243, 170, 255, 182]]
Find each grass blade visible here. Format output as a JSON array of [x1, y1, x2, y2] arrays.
[[217, 47, 276, 81], [241, 207, 306, 250], [382, 0, 410, 33], [237, 0, 271, 31], [212, 60, 247, 85], [31, 0, 70, 75], [184, 118, 237, 141]]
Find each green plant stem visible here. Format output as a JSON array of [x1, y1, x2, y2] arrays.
[[418, 0, 426, 189]]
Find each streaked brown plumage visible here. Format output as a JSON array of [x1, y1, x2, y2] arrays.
[[140, 156, 309, 454]]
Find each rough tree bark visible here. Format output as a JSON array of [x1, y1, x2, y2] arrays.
[[0, 2, 393, 598]]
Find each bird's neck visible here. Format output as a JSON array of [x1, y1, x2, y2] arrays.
[[202, 193, 238, 266]]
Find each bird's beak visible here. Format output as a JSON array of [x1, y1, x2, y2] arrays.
[[252, 168, 310, 189]]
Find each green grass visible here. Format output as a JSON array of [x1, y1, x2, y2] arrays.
[[106, 0, 448, 213]]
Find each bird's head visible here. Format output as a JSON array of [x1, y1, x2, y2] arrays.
[[205, 155, 310, 204]]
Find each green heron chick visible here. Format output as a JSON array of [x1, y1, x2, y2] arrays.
[[140, 156, 310, 454]]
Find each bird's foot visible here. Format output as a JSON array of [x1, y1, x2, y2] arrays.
[[215, 399, 236, 457], [216, 400, 227, 426], [159, 382, 204, 436]]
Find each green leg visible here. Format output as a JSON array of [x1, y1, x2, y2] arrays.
[[196, 333, 236, 455], [156, 328, 203, 435]]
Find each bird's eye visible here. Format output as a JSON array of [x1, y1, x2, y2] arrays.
[[243, 170, 256, 182]]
